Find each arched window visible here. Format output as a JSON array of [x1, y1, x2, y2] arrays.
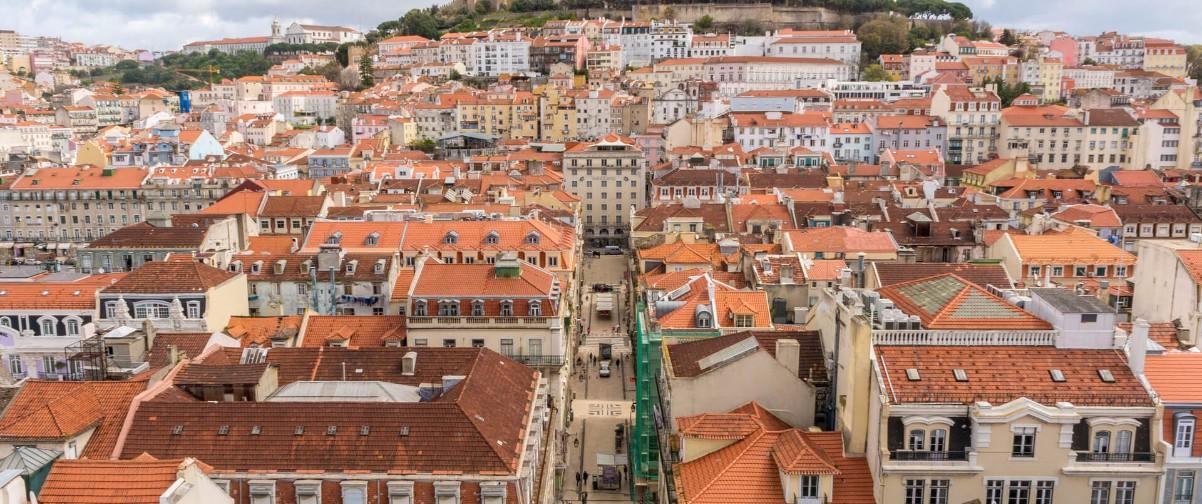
[[443, 231, 459, 245], [1093, 430, 1111, 454], [413, 300, 427, 317], [39, 317, 56, 336], [471, 300, 485, 317], [485, 232, 500, 245], [908, 429, 925, 451], [133, 301, 170, 319], [697, 312, 712, 328], [65, 318, 81, 336], [529, 300, 542, 317], [365, 231, 380, 246], [929, 429, 947, 453], [0, 317, 10, 328], [524, 232, 540, 245], [500, 300, 514, 317]]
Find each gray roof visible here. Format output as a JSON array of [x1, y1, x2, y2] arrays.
[[0, 446, 61, 475], [266, 381, 421, 402], [1030, 288, 1113, 313]]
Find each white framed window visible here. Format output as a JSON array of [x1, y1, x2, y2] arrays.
[[1115, 481, 1135, 504], [248, 480, 275, 504], [1090, 481, 1110, 504], [341, 481, 367, 504], [133, 301, 169, 319], [1176, 417, 1195, 455], [295, 480, 321, 504], [387, 481, 414, 504], [39, 317, 56, 336], [929, 480, 949, 504], [7, 356, 22, 377], [1012, 427, 1036, 457], [904, 479, 924, 504], [1175, 471, 1195, 504], [65, 318, 81, 336], [799, 475, 819, 498], [186, 301, 201, 319]]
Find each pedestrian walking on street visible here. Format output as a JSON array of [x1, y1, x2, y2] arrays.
[[582, 492, 589, 504]]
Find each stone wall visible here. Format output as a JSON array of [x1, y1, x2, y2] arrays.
[[629, 3, 838, 27]]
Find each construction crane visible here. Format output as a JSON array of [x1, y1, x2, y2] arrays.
[[175, 64, 221, 85]]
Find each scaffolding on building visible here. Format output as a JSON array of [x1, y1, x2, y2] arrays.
[[63, 335, 111, 381]]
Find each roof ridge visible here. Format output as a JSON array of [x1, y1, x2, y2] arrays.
[[688, 428, 770, 498]]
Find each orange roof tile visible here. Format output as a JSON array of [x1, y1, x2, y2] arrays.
[[1145, 352, 1202, 403], [1006, 227, 1135, 265], [39, 456, 198, 504], [300, 315, 406, 348], [0, 273, 125, 310], [878, 273, 1051, 330], [0, 380, 147, 458]]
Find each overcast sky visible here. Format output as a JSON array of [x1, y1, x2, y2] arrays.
[[3, 0, 1200, 50]]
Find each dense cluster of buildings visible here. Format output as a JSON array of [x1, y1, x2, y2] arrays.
[[0, 11, 1201, 504]]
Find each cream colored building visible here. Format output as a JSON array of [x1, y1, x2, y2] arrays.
[[563, 134, 647, 244], [999, 105, 1139, 171], [931, 85, 1001, 165]]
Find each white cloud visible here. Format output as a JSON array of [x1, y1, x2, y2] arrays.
[[960, 0, 1202, 43], [0, 0, 438, 50]]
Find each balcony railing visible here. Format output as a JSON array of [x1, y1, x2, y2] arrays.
[[889, 450, 969, 461], [1074, 451, 1154, 463], [872, 329, 1057, 346], [407, 316, 553, 327], [503, 354, 565, 367]]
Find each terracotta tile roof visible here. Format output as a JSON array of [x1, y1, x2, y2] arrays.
[[39, 456, 197, 504], [639, 241, 721, 266], [175, 363, 268, 385], [1005, 227, 1135, 265], [302, 219, 574, 257], [101, 260, 239, 294], [258, 195, 326, 217], [878, 273, 1050, 330], [0, 380, 147, 458], [1109, 170, 1163, 187], [121, 348, 538, 475], [245, 235, 300, 255], [1145, 352, 1202, 403], [730, 112, 831, 129], [411, 261, 558, 299], [1111, 204, 1202, 224], [146, 332, 213, 369], [873, 262, 1012, 290], [299, 315, 406, 348], [1052, 204, 1123, 228], [655, 274, 772, 330], [199, 191, 266, 217], [633, 204, 730, 233], [1118, 321, 1185, 351], [1178, 250, 1202, 285], [12, 166, 148, 190], [86, 222, 207, 249], [674, 403, 872, 504], [0, 273, 125, 310], [783, 227, 898, 255], [225, 316, 302, 347], [667, 330, 825, 383], [876, 345, 1151, 406]]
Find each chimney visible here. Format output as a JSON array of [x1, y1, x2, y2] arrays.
[[1128, 318, 1148, 375], [775, 338, 801, 378]]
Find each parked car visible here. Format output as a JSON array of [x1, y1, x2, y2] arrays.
[[593, 283, 612, 292], [603, 245, 623, 255], [599, 360, 611, 377], [599, 343, 613, 361]]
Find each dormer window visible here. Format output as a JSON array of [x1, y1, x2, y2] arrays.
[[524, 232, 540, 245], [345, 260, 358, 274], [251, 261, 262, 274], [327, 231, 343, 244], [799, 476, 819, 499], [438, 300, 460, 317], [500, 300, 513, 317], [471, 300, 484, 317], [374, 259, 386, 274], [413, 300, 427, 317], [229, 261, 242, 272], [443, 231, 459, 245], [696, 311, 712, 328], [529, 300, 542, 317], [365, 231, 380, 246], [485, 231, 500, 245]]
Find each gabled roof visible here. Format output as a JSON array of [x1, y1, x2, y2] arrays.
[[0, 380, 147, 458], [875, 345, 1152, 406], [1145, 352, 1202, 404], [878, 273, 1051, 330], [673, 403, 872, 504], [299, 315, 406, 348], [411, 261, 557, 298], [38, 456, 198, 504], [783, 227, 897, 255], [101, 261, 238, 295], [1004, 227, 1135, 265], [666, 330, 825, 383], [121, 348, 538, 475]]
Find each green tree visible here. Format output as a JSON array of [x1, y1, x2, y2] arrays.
[[1186, 45, 1202, 81], [409, 139, 437, 153], [448, 69, 462, 81], [377, 20, 402, 35], [992, 77, 1031, 107], [1083, 57, 1097, 66], [861, 63, 892, 81], [857, 16, 909, 60], [999, 29, 1017, 46], [401, 9, 441, 39], [475, 0, 494, 15], [695, 15, 714, 32], [358, 54, 375, 88]]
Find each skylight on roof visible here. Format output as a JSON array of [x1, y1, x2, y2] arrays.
[[952, 368, 968, 382], [294, 426, 305, 436], [251, 425, 261, 435], [905, 368, 921, 381], [327, 425, 338, 436], [171, 425, 184, 435], [1098, 369, 1116, 383], [1049, 369, 1066, 382], [360, 425, 371, 436], [217, 425, 230, 435]]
